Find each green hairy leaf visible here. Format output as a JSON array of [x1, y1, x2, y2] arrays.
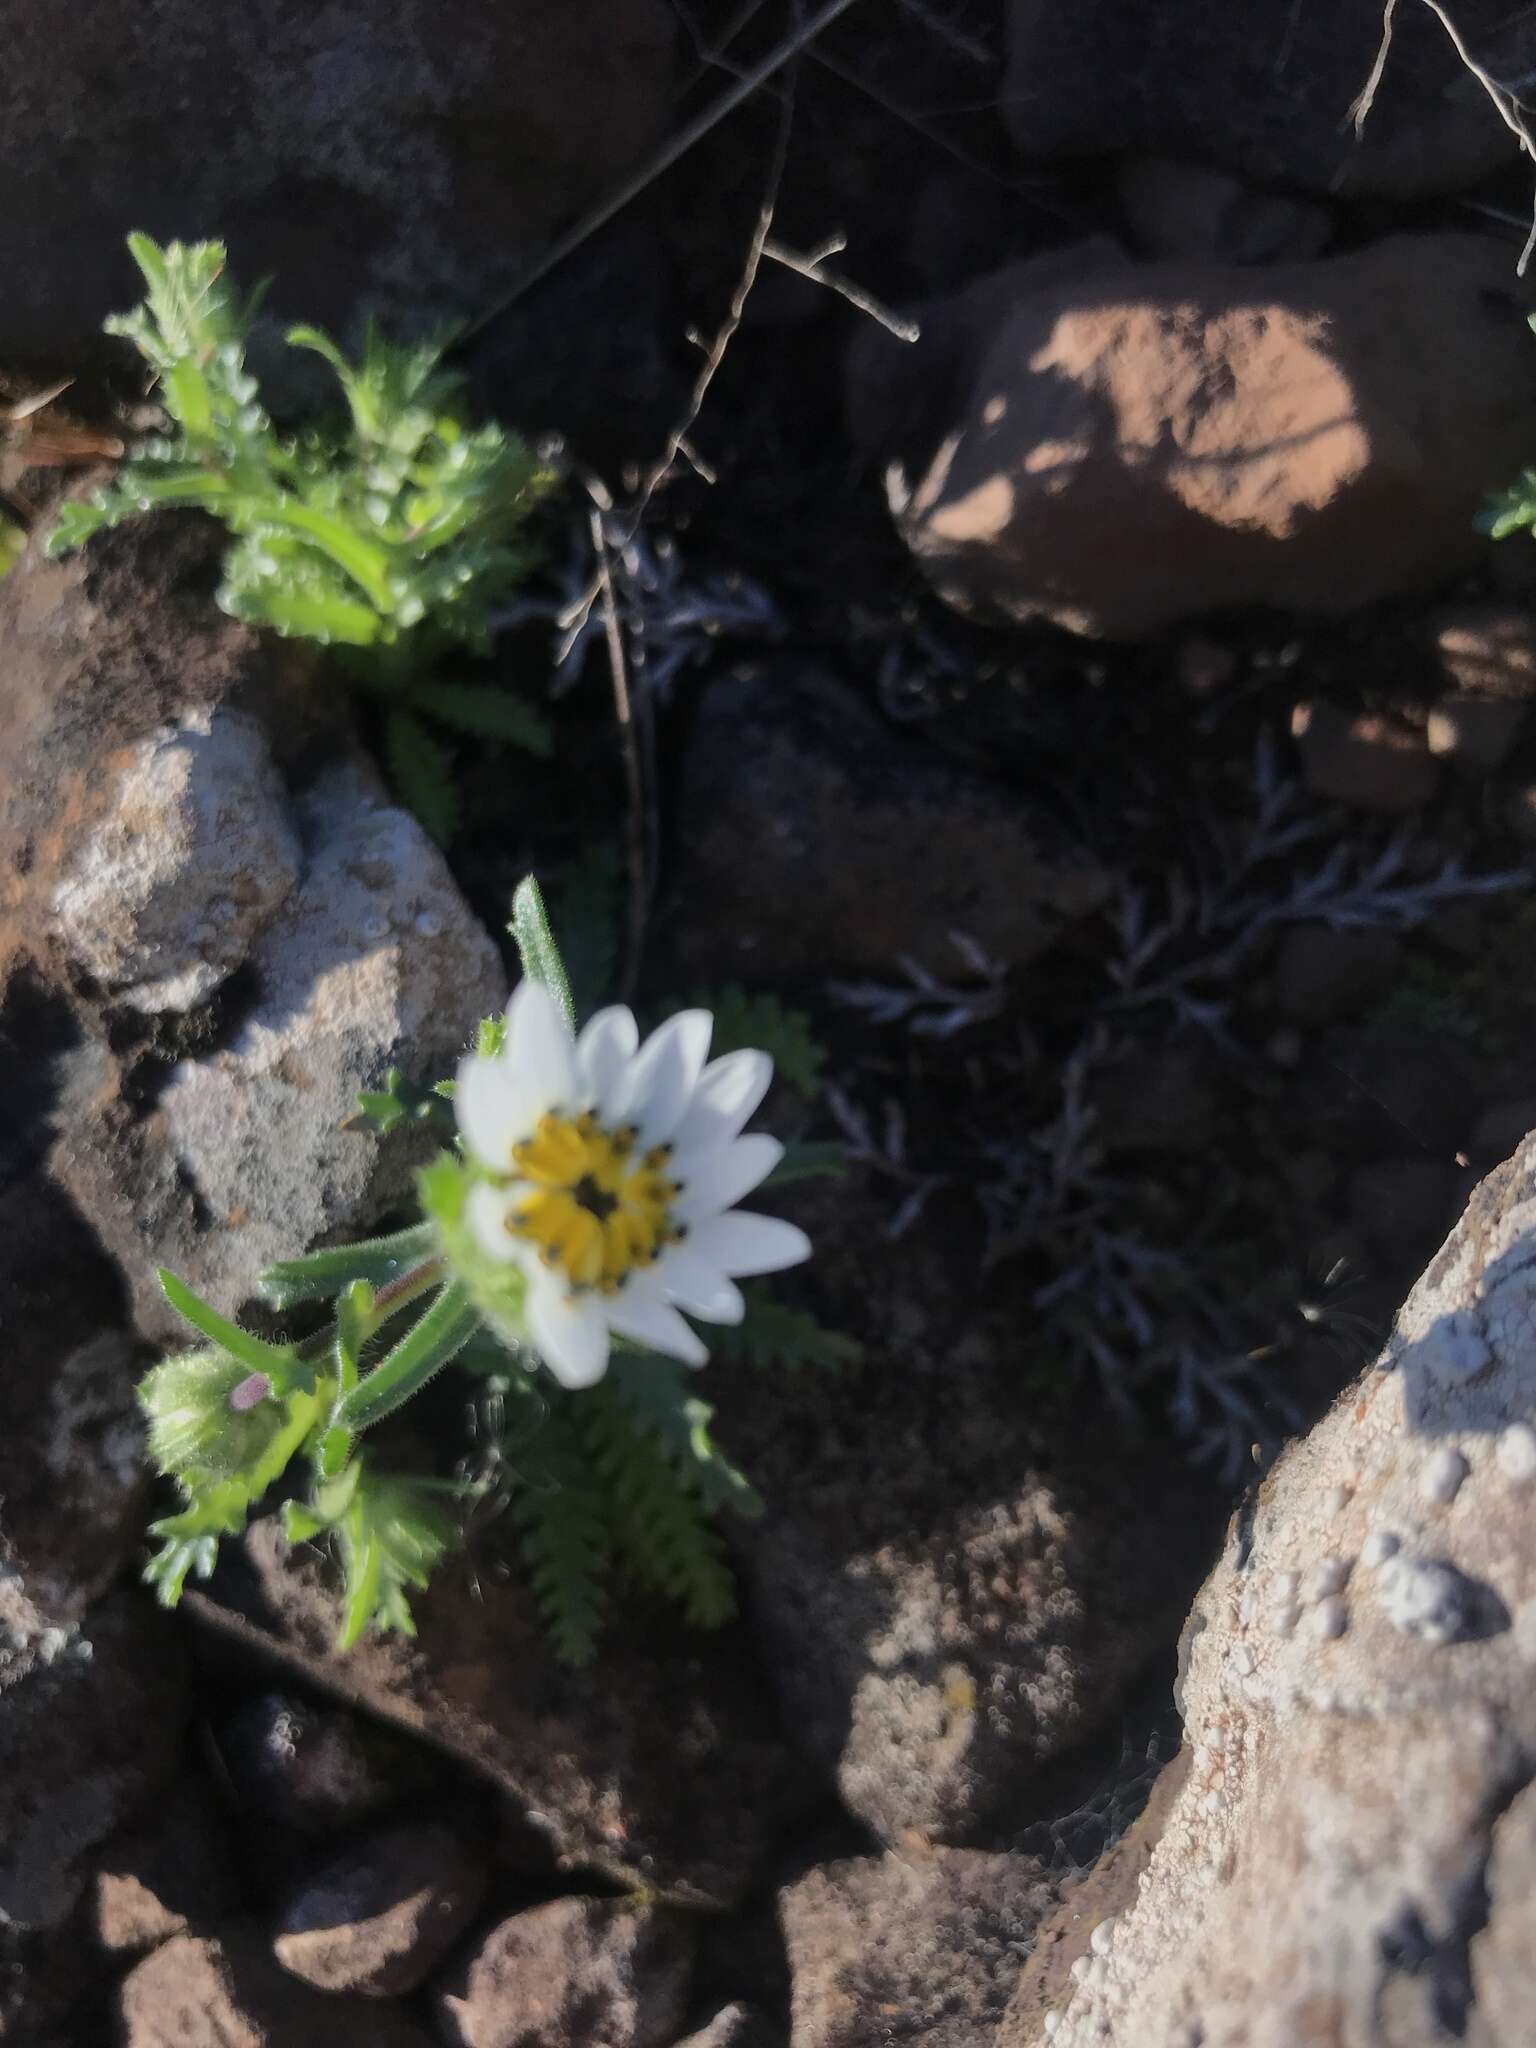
[[509, 875, 576, 1032], [287, 1460, 459, 1648], [258, 1221, 439, 1309]]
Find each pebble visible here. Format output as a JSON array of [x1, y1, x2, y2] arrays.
[[1271, 1572, 1300, 1602], [1272, 1601, 1302, 1637], [1421, 1446, 1471, 1505], [1497, 1424, 1536, 1483], [1089, 1916, 1118, 1956], [1309, 1597, 1348, 1641], [1071, 1956, 1092, 1984], [1044, 2015, 1061, 2038], [1361, 1530, 1401, 1568]]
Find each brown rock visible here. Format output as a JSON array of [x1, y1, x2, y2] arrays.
[[1003, 0, 1532, 199], [94, 1779, 238, 1955], [273, 1813, 489, 1996], [1274, 924, 1404, 1026], [1037, 1130, 1536, 2046], [435, 1897, 693, 2048], [780, 1848, 1054, 2048], [1117, 156, 1332, 264], [186, 1519, 803, 1908], [0, 1592, 185, 1933], [1431, 604, 1536, 699], [218, 1689, 433, 1837], [667, 665, 1109, 980], [857, 236, 1536, 641], [1291, 701, 1441, 814], [1426, 692, 1527, 771], [720, 1177, 1222, 1845], [0, 2, 675, 365], [119, 1924, 433, 2048]]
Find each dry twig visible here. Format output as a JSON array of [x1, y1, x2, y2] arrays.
[[761, 235, 921, 340]]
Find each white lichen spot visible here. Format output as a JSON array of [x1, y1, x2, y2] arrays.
[[1307, 1555, 1352, 1600], [1070, 1956, 1092, 1984], [1044, 2014, 1061, 2039], [1309, 1596, 1348, 1641], [1090, 1916, 1118, 1956], [1231, 1644, 1256, 1677], [1426, 1311, 1492, 1385], [361, 912, 392, 941], [1271, 1571, 1300, 1602], [1238, 1587, 1259, 1626], [1273, 1600, 1302, 1637], [1361, 1529, 1401, 1569], [1496, 1423, 1536, 1484], [1379, 1556, 1478, 1645], [414, 909, 444, 938], [1420, 1446, 1470, 1506], [1322, 1483, 1353, 1516]]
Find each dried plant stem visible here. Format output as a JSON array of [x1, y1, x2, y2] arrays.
[[588, 502, 651, 1001], [762, 235, 921, 340]]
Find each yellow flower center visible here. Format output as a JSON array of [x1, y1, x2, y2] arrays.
[[505, 1111, 681, 1293]]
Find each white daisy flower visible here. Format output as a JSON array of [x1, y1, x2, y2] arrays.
[[454, 981, 811, 1389]]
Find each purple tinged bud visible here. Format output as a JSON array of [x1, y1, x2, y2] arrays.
[[230, 1372, 273, 1412]]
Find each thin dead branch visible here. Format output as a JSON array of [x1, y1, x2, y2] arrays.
[[587, 497, 653, 1002], [761, 235, 922, 340]]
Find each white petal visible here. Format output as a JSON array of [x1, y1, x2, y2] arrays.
[[465, 1180, 521, 1263], [656, 1243, 745, 1325], [613, 1009, 713, 1149], [575, 1006, 639, 1116], [670, 1049, 772, 1156], [504, 980, 577, 1115], [673, 1134, 783, 1222], [688, 1210, 811, 1277], [455, 1053, 540, 1170], [606, 1276, 710, 1366], [526, 1271, 610, 1388]]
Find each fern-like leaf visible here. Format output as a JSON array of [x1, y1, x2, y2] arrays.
[[507, 1403, 610, 1667], [711, 1290, 863, 1373], [418, 681, 552, 754], [384, 705, 459, 844], [606, 1352, 761, 1517], [705, 988, 826, 1098], [583, 1383, 738, 1630]]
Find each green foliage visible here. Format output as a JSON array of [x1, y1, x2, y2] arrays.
[[712, 1290, 864, 1374], [0, 515, 25, 579], [47, 234, 556, 840], [509, 874, 576, 1031], [285, 1459, 458, 1648], [131, 876, 818, 1665], [706, 987, 827, 1099]]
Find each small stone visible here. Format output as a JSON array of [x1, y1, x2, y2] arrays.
[[1291, 702, 1440, 815], [1271, 1572, 1300, 1601], [272, 1814, 490, 1996], [1089, 1915, 1118, 1955], [1361, 1530, 1402, 1568], [1307, 1556, 1352, 1600], [1071, 1956, 1093, 1983], [1309, 1597, 1348, 1641], [1420, 1446, 1471, 1506], [1273, 1602, 1302, 1637], [1044, 2014, 1061, 2038], [1379, 1556, 1483, 1644], [94, 1780, 237, 1955], [120, 1927, 432, 2048], [1432, 604, 1536, 699], [1491, 1423, 1536, 1485], [1426, 693, 1527, 771]]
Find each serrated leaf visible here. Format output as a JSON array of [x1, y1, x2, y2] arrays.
[[506, 1403, 609, 1667], [326, 1462, 459, 1649], [418, 681, 552, 755], [582, 1385, 737, 1630], [606, 1353, 761, 1518], [711, 1292, 862, 1373], [384, 706, 459, 845], [704, 988, 826, 1099]]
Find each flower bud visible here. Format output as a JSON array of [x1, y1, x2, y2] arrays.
[[137, 1346, 291, 1485]]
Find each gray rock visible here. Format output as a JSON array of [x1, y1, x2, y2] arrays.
[[435, 1897, 693, 2048], [0, 2, 676, 369], [119, 1924, 433, 2048], [855, 236, 1535, 641], [70, 756, 503, 1342], [1037, 1128, 1536, 2046], [273, 1813, 489, 1995], [0, 1592, 184, 1932], [780, 1849, 1053, 2048], [1003, 0, 1534, 199], [49, 707, 300, 1012]]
